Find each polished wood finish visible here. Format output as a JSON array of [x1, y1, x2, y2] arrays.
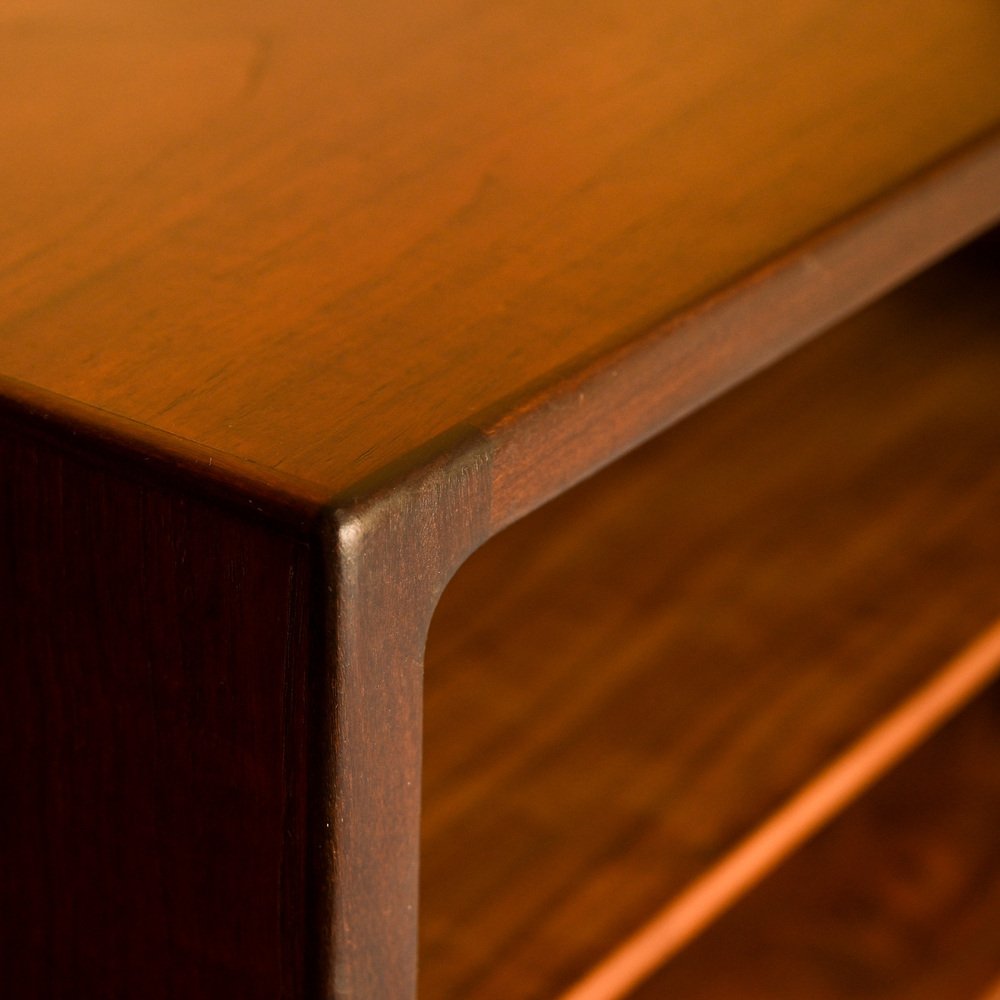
[[1, 1, 999, 499], [630, 689, 1000, 1000], [421, 246, 1000, 999], [5, 3, 1000, 996]]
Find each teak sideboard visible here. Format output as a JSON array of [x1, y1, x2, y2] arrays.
[[2, 1, 1000, 997]]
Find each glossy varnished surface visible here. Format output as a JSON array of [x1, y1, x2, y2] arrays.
[[1, 0, 999, 493], [421, 248, 1000, 998], [631, 689, 1000, 1000]]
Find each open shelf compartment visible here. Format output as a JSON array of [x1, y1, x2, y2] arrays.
[[420, 240, 1000, 999]]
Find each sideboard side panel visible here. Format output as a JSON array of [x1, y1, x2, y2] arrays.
[[0, 418, 314, 999]]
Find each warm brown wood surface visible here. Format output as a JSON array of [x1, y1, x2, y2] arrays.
[[6, 6, 1000, 996], [420, 245, 1000, 999], [630, 688, 1000, 1000], [561, 618, 1000, 1000], [1, 0, 999, 498]]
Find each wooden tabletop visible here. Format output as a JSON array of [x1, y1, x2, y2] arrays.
[[3, 0, 1000, 513]]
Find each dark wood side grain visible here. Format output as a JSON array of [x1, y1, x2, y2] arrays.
[[629, 687, 1000, 1000], [420, 244, 1000, 999], [0, 410, 318, 998], [0, 357, 497, 1000]]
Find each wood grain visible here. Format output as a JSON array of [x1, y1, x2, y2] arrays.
[[0, 406, 319, 998], [562, 618, 1000, 1000], [319, 439, 492, 998], [1, 1, 999, 498], [629, 688, 1000, 1000], [420, 245, 1000, 999], [5, 6, 1000, 996]]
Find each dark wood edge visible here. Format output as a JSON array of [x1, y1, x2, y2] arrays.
[[314, 433, 494, 999], [480, 124, 1000, 532]]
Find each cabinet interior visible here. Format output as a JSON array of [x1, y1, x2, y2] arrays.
[[420, 239, 1000, 999]]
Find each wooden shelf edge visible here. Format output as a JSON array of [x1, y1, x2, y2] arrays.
[[629, 685, 1000, 999], [558, 619, 1000, 1000], [483, 126, 1000, 535]]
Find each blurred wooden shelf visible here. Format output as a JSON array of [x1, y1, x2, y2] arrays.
[[630, 687, 1000, 1000], [4, 2, 1000, 997], [421, 245, 1000, 999]]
